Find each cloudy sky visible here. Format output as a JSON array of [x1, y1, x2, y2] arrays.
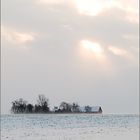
[[1, 0, 139, 114]]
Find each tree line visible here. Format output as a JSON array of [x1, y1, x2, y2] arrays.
[[11, 94, 83, 114]]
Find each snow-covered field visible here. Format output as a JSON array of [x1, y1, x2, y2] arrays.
[[1, 114, 139, 140]]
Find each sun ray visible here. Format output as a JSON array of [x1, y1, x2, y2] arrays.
[[79, 39, 113, 73], [80, 40, 103, 57], [75, 0, 104, 16]]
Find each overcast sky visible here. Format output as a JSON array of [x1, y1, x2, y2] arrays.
[[1, 0, 139, 114]]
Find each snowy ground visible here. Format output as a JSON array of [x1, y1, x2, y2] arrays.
[[1, 114, 139, 140]]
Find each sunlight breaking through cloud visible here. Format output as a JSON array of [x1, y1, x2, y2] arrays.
[[75, 0, 104, 16], [2, 26, 37, 45], [74, 0, 121, 16], [108, 46, 127, 56], [80, 40, 103, 55], [79, 39, 113, 73], [108, 46, 135, 62], [36, 0, 139, 23]]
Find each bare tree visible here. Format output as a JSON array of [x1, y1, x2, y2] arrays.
[[26, 104, 34, 113], [59, 102, 72, 113], [11, 98, 27, 113], [37, 94, 50, 113], [37, 95, 48, 106]]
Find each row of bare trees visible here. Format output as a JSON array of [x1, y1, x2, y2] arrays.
[[11, 95, 80, 114], [11, 95, 49, 113]]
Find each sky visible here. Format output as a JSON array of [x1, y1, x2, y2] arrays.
[[1, 0, 139, 114]]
